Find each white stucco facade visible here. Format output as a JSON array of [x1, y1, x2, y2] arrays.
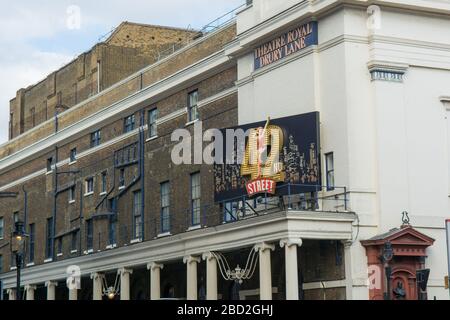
[[231, 0, 450, 300]]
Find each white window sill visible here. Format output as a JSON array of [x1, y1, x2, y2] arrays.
[[70, 250, 78, 254], [185, 119, 199, 127], [57, 253, 63, 257], [99, 192, 107, 196], [26, 263, 35, 267], [84, 249, 94, 255], [44, 258, 53, 263], [69, 200, 76, 204], [84, 192, 94, 197], [118, 186, 125, 190], [187, 225, 202, 231], [130, 238, 142, 244], [69, 161, 77, 166], [157, 232, 172, 238], [146, 135, 158, 142], [11, 267, 17, 271], [106, 244, 117, 250], [46, 170, 53, 175]]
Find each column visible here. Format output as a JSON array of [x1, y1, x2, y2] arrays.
[[118, 268, 133, 300], [45, 281, 58, 301], [254, 242, 275, 300], [280, 238, 302, 300], [202, 252, 218, 300], [7, 288, 16, 300], [343, 241, 353, 300], [91, 273, 105, 301], [183, 256, 201, 300], [69, 288, 78, 301], [25, 285, 37, 300], [147, 262, 164, 300]]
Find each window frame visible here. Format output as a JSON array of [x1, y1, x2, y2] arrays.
[[90, 130, 101, 148], [46, 217, 53, 259], [85, 177, 94, 195], [187, 90, 199, 123], [123, 114, 136, 133], [101, 171, 107, 194], [47, 157, 54, 172], [132, 190, 142, 240], [70, 148, 77, 163], [160, 182, 170, 233], [86, 219, 93, 251], [190, 172, 201, 226], [325, 152, 335, 191], [0, 217, 4, 240], [148, 108, 158, 138], [28, 223, 35, 263]]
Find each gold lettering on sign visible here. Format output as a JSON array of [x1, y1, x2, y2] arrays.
[[241, 119, 285, 182]]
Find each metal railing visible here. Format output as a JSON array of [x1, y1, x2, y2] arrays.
[[85, 183, 349, 254]]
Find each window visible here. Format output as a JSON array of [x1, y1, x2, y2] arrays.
[[70, 148, 77, 163], [109, 199, 117, 246], [101, 172, 107, 194], [0, 217, 3, 239], [46, 218, 53, 259], [69, 186, 76, 203], [85, 177, 94, 195], [28, 224, 35, 263], [13, 212, 19, 224], [224, 201, 240, 223], [124, 114, 135, 133], [90, 130, 101, 147], [86, 220, 93, 251], [133, 191, 142, 240], [190, 172, 201, 226], [71, 231, 78, 252], [188, 90, 199, 122], [148, 108, 158, 138], [47, 157, 54, 172], [0, 254, 3, 273], [325, 152, 335, 191], [119, 169, 125, 188], [57, 238, 63, 255], [160, 182, 170, 233], [9, 112, 13, 140]]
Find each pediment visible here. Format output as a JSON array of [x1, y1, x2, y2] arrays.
[[361, 226, 435, 248]]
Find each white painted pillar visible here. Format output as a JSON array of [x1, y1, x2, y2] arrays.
[[7, 288, 16, 300], [68, 288, 78, 300], [343, 241, 353, 300], [118, 268, 133, 300], [91, 273, 104, 300], [280, 238, 302, 300], [202, 252, 218, 300], [25, 285, 36, 300], [183, 256, 201, 300], [254, 242, 275, 300], [45, 281, 57, 301], [147, 262, 164, 300]]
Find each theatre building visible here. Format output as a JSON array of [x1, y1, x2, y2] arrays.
[[1, 0, 449, 300]]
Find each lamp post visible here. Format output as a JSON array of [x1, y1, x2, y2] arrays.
[[382, 241, 394, 300], [10, 220, 28, 300]]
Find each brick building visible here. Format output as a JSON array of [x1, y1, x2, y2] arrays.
[[1, 0, 449, 301]]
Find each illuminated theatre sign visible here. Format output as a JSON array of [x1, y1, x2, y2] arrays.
[[254, 21, 318, 70], [214, 112, 321, 202]]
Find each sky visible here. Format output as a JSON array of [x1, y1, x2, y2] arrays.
[[0, 0, 244, 144]]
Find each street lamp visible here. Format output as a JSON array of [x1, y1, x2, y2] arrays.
[[382, 241, 394, 300], [10, 220, 28, 300]]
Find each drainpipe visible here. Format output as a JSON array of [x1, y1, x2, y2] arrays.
[[22, 186, 28, 228], [79, 180, 83, 255], [52, 146, 58, 261], [140, 109, 145, 240]]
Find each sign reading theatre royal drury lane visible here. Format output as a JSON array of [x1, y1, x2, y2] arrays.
[[254, 21, 318, 70], [214, 112, 321, 202]]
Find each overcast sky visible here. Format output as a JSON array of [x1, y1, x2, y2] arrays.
[[0, 0, 244, 144]]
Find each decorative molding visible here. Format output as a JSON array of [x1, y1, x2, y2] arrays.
[[45, 281, 58, 288], [254, 242, 276, 253], [117, 268, 133, 275], [367, 60, 409, 82], [147, 262, 164, 271], [183, 255, 201, 265], [197, 87, 238, 108], [279, 238, 303, 248], [440, 96, 450, 110], [0, 211, 355, 289]]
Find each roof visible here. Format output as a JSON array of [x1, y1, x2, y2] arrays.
[[361, 225, 435, 247]]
